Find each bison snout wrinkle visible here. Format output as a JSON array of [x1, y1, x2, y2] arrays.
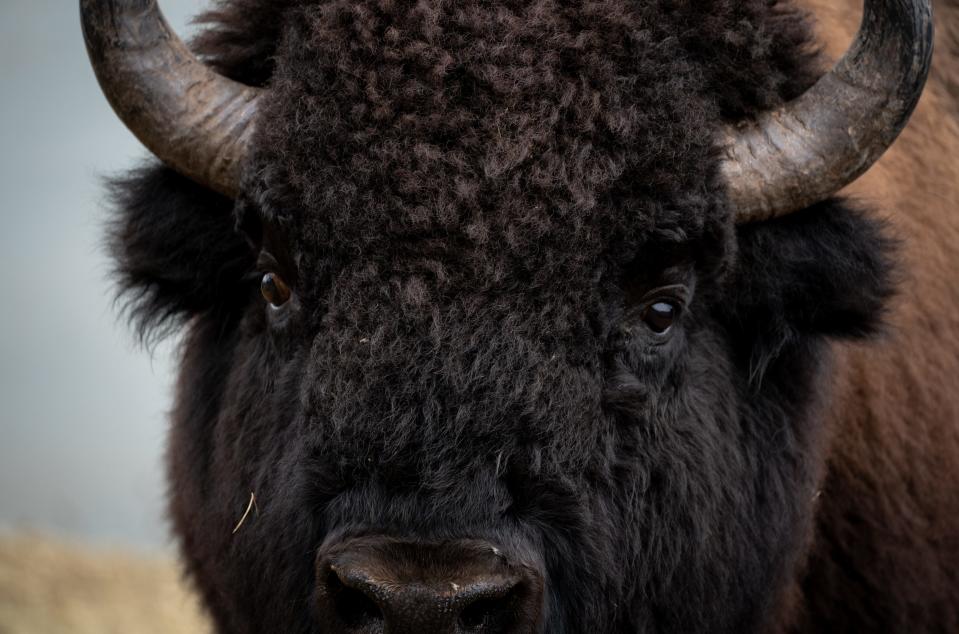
[[315, 538, 544, 634]]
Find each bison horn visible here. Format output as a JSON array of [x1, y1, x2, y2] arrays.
[[80, 0, 262, 198], [723, 0, 933, 222]]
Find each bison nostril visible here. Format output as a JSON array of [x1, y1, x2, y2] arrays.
[[458, 596, 504, 630], [326, 570, 383, 628], [458, 587, 522, 632]]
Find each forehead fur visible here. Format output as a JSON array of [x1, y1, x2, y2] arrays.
[[222, 0, 818, 283], [260, 0, 720, 251]]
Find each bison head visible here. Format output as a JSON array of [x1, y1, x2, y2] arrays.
[[83, 0, 930, 632]]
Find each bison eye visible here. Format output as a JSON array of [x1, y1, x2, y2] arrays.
[[260, 272, 292, 307], [642, 300, 679, 334]]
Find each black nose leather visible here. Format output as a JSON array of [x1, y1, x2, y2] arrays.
[[315, 538, 543, 634]]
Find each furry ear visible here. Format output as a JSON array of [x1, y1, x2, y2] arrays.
[[724, 201, 897, 374], [107, 164, 255, 342]]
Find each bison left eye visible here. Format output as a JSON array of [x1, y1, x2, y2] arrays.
[[261, 272, 292, 308], [642, 300, 680, 334]]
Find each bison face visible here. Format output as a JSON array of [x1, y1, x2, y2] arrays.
[[113, 177, 892, 634], [112, 137, 893, 634], [98, 1, 911, 633]]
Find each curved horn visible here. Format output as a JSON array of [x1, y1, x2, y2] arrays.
[[722, 0, 933, 222], [80, 0, 262, 198]]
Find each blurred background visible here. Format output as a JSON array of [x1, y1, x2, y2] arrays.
[[0, 0, 213, 630]]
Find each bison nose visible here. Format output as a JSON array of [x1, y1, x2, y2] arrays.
[[315, 538, 543, 634]]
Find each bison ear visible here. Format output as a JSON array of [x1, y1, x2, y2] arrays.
[[726, 200, 897, 353], [107, 164, 255, 342]]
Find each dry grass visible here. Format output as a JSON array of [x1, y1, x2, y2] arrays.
[[0, 534, 211, 634]]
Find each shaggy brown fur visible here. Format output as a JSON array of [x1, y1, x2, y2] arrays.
[[103, 0, 959, 632], [779, 1, 959, 631]]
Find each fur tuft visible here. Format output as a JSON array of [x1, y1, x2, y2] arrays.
[[106, 165, 254, 344]]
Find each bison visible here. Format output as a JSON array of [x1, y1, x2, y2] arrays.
[[82, 0, 959, 632]]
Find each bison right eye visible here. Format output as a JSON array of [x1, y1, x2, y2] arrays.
[[261, 272, 292, 308], [642, 300, 679, 334]]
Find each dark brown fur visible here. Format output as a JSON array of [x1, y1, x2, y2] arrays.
[[779, 2, 959, 631]]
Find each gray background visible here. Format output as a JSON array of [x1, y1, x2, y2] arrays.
[[0, 0, 212, 551]]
